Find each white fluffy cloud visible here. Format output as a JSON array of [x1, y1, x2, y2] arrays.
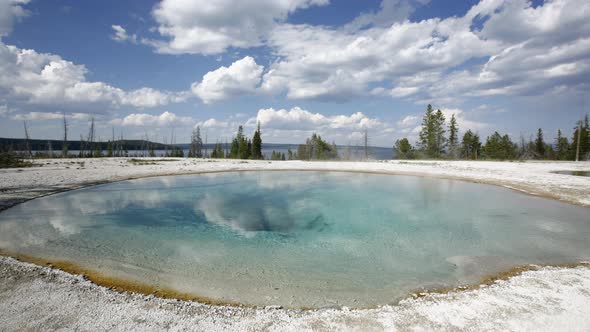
[[191, 56, 263, 104], [147, 0, 329, 55], [11, 111, 63, 121], [111, 25, 137, 44], [256, 0, 590, 102], [107, 0, 589, 105], [0, 0, 29, 37], [11, 111, 91, 121], [0, 41, 186, 111], [255, 107, 384, 131], [196, 118, 229, 129], [260, 14, 499, 100], [188, 107, 394, 145], [417, 0, 590, 102], [122, 87, 188, 108], [396, 115, 419, 127], [439, 108, 488, 131], [110, 111, 193, 127]]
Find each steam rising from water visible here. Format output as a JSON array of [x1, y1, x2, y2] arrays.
[[0, 171, 588, 308]]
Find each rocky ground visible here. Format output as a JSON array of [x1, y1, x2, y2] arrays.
[[0, 158, 589, 331]]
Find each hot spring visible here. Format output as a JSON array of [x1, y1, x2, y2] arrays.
[[0, 171, 588, 308]]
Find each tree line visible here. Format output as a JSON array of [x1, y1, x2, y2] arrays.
[[394, 104, 590, 161], [185, 123, 339, 161], [3, 106, 589, 166]]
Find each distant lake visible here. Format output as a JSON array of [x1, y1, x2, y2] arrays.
[[28, 144, 394, 160]]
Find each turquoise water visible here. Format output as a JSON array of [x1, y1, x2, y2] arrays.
[[0, 171, 589, 308]]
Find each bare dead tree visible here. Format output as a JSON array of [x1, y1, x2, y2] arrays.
[[363, 127, 369, 160], [189, 128, 196, 157], [141, 128, 150, 157], [79, 134, 85, 157], [87, 117, 95, 158], [163, 135, 168, 156], [225, 139, 229, 158], [576, 114, 582, 162], [204, 131, 208, 158], [62, 112, 68, 158], [23, 120, 32, 158], [344, 140, 351, 161], [119, 130, 125, 157], [47, 140, 53, 157]]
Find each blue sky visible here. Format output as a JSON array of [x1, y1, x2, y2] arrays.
[[0, 0, 588, 146]]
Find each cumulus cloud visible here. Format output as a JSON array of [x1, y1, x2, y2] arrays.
[[191, 56, 263, 104], [11, 111, 63, 121], [122, 87, 188, 108], [255, 107, 384, 132], [101, 0, 589, 105], [0, 41, 186, 112], [413, 0, 590, 103], [111, 25, 138, 44], [11, 111, 91, 121], [0, 0, 29, 37], [146, 0, 329, 55], [260, 16, 499, 100], [396, 115, 419, 127], [195, 118, 229, 129], [439, 108, 488, 131], [257, 0, 589, 102], [110, 111, 193, 127]]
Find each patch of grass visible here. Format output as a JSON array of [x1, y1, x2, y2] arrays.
[[127, 158, 157, 165], [0, 150, 34, 169]]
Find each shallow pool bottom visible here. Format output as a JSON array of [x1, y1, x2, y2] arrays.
[[0, 171, 589, 308]]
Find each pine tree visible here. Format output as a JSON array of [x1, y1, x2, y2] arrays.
[[484, 132, 517, 160], [419, 104, 435, 157], [229, 126, 243, 159], [297, 144, 307, 160], [195, 126, 203, 158], [418, 105, 446, 158], [252, 122, 263, 159], [238, 137, 250, 159], [460, 130, 481, 160], [394, 138, 414, 159], [572, 114, 590, 160], [448, 114, 458, 159], [433, 110, 447, 158], [535, 128, 545, 159], [555, 129, 570, 160], [189, 127, 203, 158], [296, 133, 337, 160], [229, 125, 252, 159]]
